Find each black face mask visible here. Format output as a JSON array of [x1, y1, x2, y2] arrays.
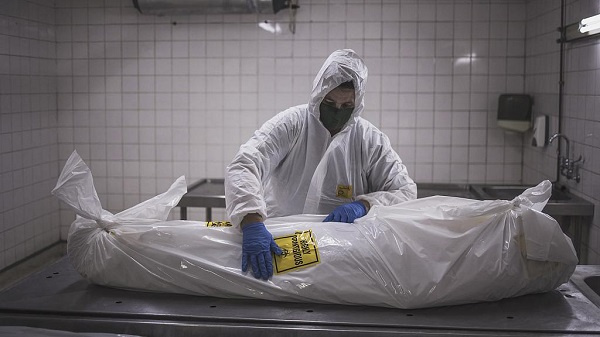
[[319, 102, 354, 134]]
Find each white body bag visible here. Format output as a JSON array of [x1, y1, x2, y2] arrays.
[[52, 151, 578, 309]]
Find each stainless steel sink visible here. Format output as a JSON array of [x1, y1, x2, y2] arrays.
[[476, 185, 571, 202], [415, 184, 594, 217], [586, 276, 600, 296], [469, 184, 594, 217], [572, 265, 600, 308]]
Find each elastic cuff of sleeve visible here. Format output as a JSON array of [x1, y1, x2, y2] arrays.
[[351, 200, 367, 213], [241, 222, 265, 232], [356, 196, 379, 208]]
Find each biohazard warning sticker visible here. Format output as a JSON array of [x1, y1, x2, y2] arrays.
[[336, 184, 353, 199], [206, 221, 232, 227], [273, 230, 320, 274]]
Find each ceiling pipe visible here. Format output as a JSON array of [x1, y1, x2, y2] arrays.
[[132, 0, 290, 15]]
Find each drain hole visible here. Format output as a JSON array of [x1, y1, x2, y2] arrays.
[[306, 309, 313, 313], [53, 272, 59, 275], [406, 313, 414, 317], [46, 276, 52, 279], [564, 294, 575, 298], [507, 316, 514, 319], [210, 305, 217, 308], [115, 301, 122, 304]]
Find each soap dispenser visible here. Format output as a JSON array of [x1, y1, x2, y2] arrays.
[[531, 115, 548, 147]]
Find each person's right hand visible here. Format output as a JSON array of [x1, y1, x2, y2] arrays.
[[241, 222, 283, 280], [323, 200, 368, 223]]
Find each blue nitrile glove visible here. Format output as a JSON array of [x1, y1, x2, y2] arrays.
[[241, 222, 283, 280], [323, 201, 368, 223]]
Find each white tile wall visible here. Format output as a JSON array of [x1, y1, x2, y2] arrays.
[[51, 0, 528, 234], [523, 0, 600, 264], [0, 0, 60, 271], [2, 0, 551, 272]]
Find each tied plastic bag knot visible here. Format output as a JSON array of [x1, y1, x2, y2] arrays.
[[511, 195, 533, 210], [96, 218, 117, 232]]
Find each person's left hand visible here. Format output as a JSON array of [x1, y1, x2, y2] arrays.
[[323, 201, 368, 223]]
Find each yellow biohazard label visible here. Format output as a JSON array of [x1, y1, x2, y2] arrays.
[[336, 184, 353, 199], [206, 221, 232, 227], [273, 230, 320, 274]]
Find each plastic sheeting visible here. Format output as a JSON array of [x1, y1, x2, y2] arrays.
[[53, 151, 578, 309]]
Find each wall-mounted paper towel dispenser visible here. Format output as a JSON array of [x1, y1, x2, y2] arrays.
[[497, 94, 533, 132]]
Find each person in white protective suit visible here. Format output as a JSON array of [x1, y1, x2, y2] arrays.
[[225, 49, 417, 280]]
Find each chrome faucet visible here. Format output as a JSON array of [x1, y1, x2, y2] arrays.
[[548, 133, 583, 182]]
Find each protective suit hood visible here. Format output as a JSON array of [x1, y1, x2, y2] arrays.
[[309, 49, 368, 134]]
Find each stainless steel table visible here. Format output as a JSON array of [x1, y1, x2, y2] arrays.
[[177, 179, 225, 221], [0, 257, 599, 336]]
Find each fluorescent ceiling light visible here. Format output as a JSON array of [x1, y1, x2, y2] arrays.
[[579, 13, 600, 33]]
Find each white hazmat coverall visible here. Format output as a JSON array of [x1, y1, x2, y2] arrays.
[[225, 49, 417, 227]]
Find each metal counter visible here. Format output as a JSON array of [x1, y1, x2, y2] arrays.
[[0, 257, 599, 336], [177, 179, 225, 221], [175, 181, 477, 221]]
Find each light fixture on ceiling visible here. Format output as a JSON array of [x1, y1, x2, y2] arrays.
[[559, 13, 600, 43], [579, 13, 600, 33]]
